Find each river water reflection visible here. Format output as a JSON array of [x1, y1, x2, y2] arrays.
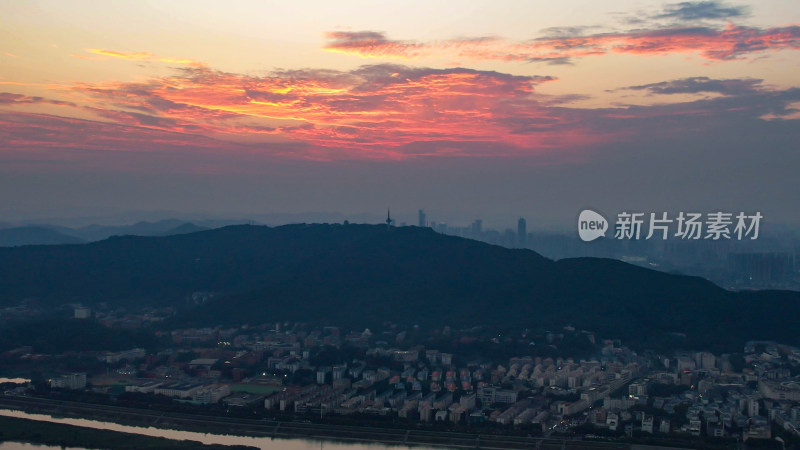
[[0, 409, 437, 450]]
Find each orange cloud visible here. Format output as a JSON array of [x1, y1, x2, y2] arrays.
[[3, 60, 798, 162], [84, 49, 204, 66], [57, 64, 600, 159]]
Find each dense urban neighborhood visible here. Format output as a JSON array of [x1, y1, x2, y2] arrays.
[[2, 303, 800, 449]]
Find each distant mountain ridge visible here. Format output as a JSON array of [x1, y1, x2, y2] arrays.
[[0, 223, 797, 352], [0, 226, 85, 247], [62, 219, 208, 241], [0, 219, 216, 244], [158, 222, 210, 236]]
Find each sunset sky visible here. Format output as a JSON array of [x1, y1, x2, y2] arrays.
[[1, 1, 799, 227]]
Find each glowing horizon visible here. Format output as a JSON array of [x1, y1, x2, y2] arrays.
[[1, 0, 799, 224]]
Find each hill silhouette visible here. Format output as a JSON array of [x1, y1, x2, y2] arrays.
[[0, 223, 796, 352]]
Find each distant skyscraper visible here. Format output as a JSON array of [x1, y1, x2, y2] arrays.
[[471, 219, 482, 239], [518, 217, 527, 247], [386, 209, 393, 230], [418, 209, 426, 227]]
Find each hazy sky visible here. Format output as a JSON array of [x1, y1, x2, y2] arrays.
[[1, 1, 799, 228]]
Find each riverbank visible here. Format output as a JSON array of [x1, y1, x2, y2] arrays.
[[0, 395, 627, 450], [0, 414, 257, 450]]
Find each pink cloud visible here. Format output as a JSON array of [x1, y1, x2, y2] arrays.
[[323, 25, 800, 63]]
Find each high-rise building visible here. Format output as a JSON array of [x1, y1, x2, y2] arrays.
[[518, 218, 527, 248], [418, 209, 426, 227]]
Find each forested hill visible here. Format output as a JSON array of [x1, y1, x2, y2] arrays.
[[0, 223, 796, 351]]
